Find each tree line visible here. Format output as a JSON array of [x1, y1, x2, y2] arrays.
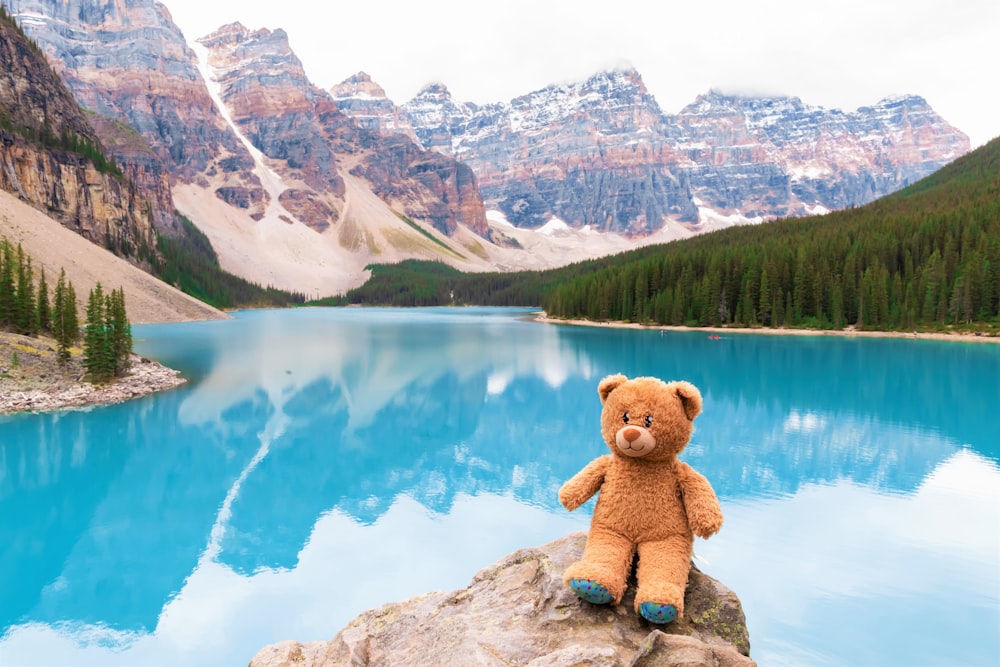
[[1, 237, 133, 381], [335, 136, 1000, 333], [543, 138, 999, 331]]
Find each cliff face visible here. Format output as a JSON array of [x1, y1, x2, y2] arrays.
[[0, 10, 155, 257], [673, 91, 970, 219], [399, 68, 971, 234], [198, 23, 487, 238], [7, 1, 495, 293], [196, 22, 342, 230], [6, 0, 264, 228], [84, 111, 177, 233]]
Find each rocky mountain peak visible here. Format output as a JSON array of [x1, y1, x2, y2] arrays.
[[330, 71, 387, 99], [198, 22, 304, 82], [582, 66, 649, 96], [414, 81, 452, 100], [509, 67, 662, 123], [5, 0, 257, 190], [197, 21, 250, 46], [329, 72, 417, 141]]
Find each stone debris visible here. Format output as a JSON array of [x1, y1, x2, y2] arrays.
[[0, 353, 185, 415]]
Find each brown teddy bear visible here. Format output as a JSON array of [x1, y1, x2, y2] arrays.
[[559, 374, 723, 624]]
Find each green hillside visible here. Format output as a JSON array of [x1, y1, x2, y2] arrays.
[[334, 137, 999, 333]]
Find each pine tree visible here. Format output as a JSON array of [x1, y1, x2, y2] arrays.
[[14, 247, 37, 335], [37, 268, 51, 333], [83, 282, 110, 382], [53, 270, 69, 362], [759, 269, 772, 326], [65, 280, 79, 347], [0, 240, 16, 327], [107, 287, 131, 376]]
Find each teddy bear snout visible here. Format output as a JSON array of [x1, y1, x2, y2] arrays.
[[615, 425, 656, 457]]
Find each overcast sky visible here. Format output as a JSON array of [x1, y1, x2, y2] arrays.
[[161, 0, 998, 148]]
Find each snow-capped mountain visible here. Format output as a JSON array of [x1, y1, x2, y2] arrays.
[[389, 69, 970, 234], [1, 0, 972, 298]]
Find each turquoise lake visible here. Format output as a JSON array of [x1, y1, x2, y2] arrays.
[[1, 307, 998, 666]]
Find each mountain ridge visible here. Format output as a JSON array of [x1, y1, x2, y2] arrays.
[[330, 135, 999, 337], [10, 0, 585, 295], [2, 0, 974, 300]]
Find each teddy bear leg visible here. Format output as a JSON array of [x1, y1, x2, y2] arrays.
[[634, 535, 693, 623], [563, 526, 633, 605]]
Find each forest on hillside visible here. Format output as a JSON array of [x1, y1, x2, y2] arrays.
[[332, 137, 999, 333]]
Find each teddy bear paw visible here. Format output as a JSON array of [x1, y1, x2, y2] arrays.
[[568, 578, 614, 605], [638, 601, 678, 624]]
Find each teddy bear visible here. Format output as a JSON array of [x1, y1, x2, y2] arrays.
[[559, 374, 723, 624]]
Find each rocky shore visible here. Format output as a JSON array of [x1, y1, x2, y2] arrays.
[[249, 532, 755, 667], [0, 332, 185, 415]]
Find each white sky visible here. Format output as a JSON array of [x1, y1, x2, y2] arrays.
[[161, 0, 998, 148]]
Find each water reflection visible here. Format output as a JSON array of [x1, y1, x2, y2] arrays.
[[698, 449, 1000, 666], [1, 308, 997, 666]]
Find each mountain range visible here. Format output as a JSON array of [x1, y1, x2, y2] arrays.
[[349, 70, 968, 233], [1, 0, 972, 297]]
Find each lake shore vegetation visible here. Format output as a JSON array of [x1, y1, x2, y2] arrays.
[[321, 137, 999, 339], [0, 237, 181, 414]]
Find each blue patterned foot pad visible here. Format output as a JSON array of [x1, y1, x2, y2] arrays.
[[568, 578, 614, 604], [639, 601, 678, 624]]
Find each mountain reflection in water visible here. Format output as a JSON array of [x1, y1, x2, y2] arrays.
[[1, 308, 997, 666]]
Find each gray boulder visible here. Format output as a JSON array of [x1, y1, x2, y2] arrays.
[[249, 531, 755, 667]]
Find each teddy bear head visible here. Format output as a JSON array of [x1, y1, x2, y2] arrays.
[[598, 374, 702, 462]]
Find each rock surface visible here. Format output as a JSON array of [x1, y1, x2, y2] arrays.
[[248, 532, 755, 667], [399, 69, 970, 234], [0, 11, 157, 256], [198, 22, 487, 239]]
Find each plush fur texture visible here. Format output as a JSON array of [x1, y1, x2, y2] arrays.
[[559, 374, 724, 618]]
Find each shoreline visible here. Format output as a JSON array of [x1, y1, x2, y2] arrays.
[[1, 332, 186, 416], [0, 354, 185, 416], [535, 313, 1000, 344]]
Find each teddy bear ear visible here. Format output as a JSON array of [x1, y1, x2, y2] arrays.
[[674, 381, 703, 420], [598, 374, 628, 404]]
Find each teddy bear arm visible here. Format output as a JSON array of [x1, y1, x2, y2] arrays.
[[676, 461, 724, 538], [559, 456, 610, 511]]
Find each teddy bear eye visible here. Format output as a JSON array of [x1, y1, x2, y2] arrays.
[[644, 415, 654, 427], [622, 412, 630, 424]]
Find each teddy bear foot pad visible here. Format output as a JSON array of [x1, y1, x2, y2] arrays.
[[568, 578, 614, 604], [638, 601, 678, 624]]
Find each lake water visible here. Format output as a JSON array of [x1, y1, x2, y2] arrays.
[[1, 307, 998, 666]]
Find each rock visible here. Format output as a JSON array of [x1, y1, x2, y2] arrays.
[[248, 532, 755, 667], [400, 69, 970, 234], [0, 11, 158, 255], [199, 23, 487, 240]]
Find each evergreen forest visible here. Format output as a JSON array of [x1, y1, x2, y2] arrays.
[[331, 136, 1000, 333], [1, 237, 81, 363], [1, 236, 138, 383]]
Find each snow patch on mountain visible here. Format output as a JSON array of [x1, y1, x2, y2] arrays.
[[538, 218, 571, 236]]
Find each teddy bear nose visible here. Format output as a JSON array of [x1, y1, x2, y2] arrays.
[[623, 427, 641, 442]]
